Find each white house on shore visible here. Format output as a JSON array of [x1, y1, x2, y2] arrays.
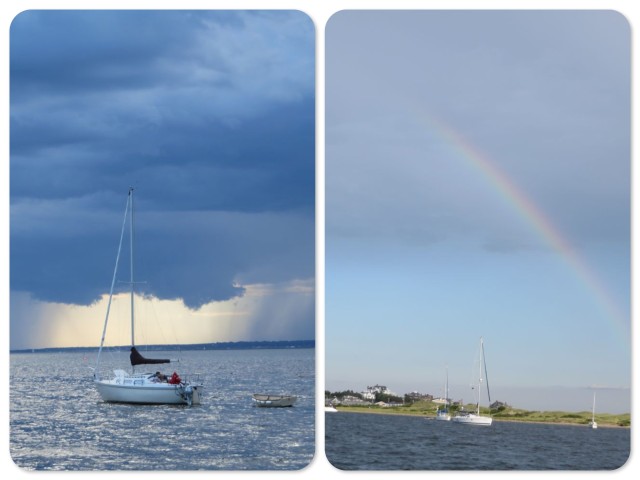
[[362, 384, 396, 400]]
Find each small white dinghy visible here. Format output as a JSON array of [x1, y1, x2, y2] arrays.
[[252, 394, 297, 407]]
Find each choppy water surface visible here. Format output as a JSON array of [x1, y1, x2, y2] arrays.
[[325, 411, 629, 470], [10, 348, 314, 470]]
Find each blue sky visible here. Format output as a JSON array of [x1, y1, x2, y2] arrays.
[[325, 10, 630, 412], [9, 10, 315, 349]]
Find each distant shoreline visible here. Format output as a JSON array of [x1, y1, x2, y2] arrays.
[[10, 339, 315, 354], [331, 406, 630, 428]]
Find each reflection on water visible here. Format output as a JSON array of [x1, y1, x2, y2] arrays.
[[10, 348, 315, 470]]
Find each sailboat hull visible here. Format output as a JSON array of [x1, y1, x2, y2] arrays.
[[435, 411, 451, 421], [95, 377, 202, 405], [451, 414, 492, 426]]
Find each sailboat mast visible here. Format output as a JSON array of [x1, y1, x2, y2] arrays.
[[95, 190, 132, 376], [129, 187, 135, 348], [476, 337, 483, 414], [445, 366, 449, 407]]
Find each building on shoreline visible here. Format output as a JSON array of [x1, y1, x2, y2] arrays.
[[363, 384, 396, 400], [407, 391, 434, 403]]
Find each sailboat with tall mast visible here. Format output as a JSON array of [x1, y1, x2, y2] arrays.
[[589, 392, 598, 429], [93, 187, 203, 405], [452, 337, 492, 426], [435, 366, 451, 421]]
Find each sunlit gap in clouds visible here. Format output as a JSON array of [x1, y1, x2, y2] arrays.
[[10, 278, 315, 350]]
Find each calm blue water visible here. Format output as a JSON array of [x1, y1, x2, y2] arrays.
[[325, 411, 630, 470], [10, 348, 315, 470]]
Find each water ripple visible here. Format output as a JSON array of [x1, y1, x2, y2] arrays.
[[11, 349, 315, 470], [326, 412, 629, 470]]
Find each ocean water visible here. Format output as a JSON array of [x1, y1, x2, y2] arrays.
[[325, 411, 630, 470], [10, 348, 315, 470]]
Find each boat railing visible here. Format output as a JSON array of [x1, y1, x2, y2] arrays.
[[180, 372, 203, 384], [93, 366, 203, 384]]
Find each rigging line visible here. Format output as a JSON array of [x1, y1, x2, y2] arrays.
[[482, 339, 491, 405], [95, 191, 131, 376]]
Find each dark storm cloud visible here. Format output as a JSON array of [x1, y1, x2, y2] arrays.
[[10, 10, 315, 308]]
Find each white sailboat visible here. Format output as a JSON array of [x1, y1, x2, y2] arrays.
[[452, 337, 492, 426], [590, 392, 598, 429], [435, 367, 451, 421], [93, 187, 203, 406]]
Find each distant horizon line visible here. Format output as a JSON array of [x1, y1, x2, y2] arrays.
[[10, 339, 315, 354], [326, 382, 630, 395]]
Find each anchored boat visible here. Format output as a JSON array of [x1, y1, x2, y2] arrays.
[[435, 366, 451, 421], [93, 187, 203, 406], [252, 394, 297, 407], [590, 392, 598, 429], [452, 337, 492, 426]]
